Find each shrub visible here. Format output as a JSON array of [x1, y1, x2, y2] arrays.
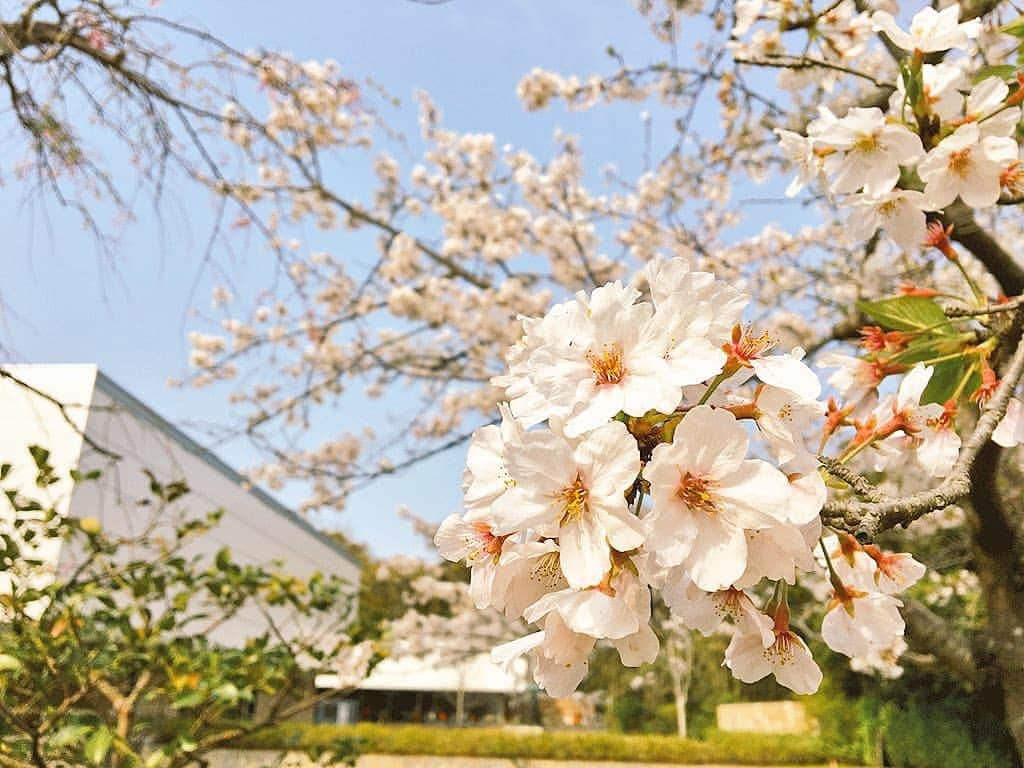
[[878, 702, 1015, 768], [241, 722, 860, 765]]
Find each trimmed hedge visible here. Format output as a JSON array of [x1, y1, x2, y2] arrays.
[[240, 722, 862, 765]]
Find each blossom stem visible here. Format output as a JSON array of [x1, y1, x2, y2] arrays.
[[818, 537, 844, 590], [697, 371, 730, 405], [951, 257, 986, 306], [950, 361, 979, 402]]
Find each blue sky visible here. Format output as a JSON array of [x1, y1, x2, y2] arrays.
[[3, 1, 790, 558]]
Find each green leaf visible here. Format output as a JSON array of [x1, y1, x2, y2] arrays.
[[28, 445, 50, 468], [48, 724, 92, 749], [921, 358, 964, 405], [84, 726, 113, 765], [172, 691, 206, 709], [1001, 16, 1024, 37], [0, 463, 10, 481], [857, 296, 953, 334], [973, 64, 1018, 83]]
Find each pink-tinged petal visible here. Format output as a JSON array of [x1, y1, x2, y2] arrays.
[[614, 624, 660, 667], [534, 653, 589, 697], [724, 628, 772, 684], [896, 365, 932, 412], [783, 470, 826, 525], [491, 631, 545, 670], [881, 125, 924, 160], [773, 635, 822, 695], [488, 488, 554, 535], [469, 561, 499, 610], [560, 515, 611, 590], [598, 505, 646, 553], [993, 397, 1024, 447], [563, 384, 626, 437], [576, 421, 641, 496], [686, 515, 747, 591], [715, 459, 792, 528], [917, 429, 960, 477], [751, 355, 821, 400], [670, 405, 749, 478], [504, 430, 574, 491], [958, 170, 1002, 209], [434, 513, 474, 562]]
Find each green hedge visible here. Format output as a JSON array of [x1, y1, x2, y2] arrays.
[[873, 701, 1014, 768], [240, 722, 862, 765]]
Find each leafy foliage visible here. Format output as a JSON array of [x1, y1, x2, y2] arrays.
[[0, 446, 361, 768]]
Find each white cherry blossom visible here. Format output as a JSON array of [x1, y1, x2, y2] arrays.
[[493, 421, 642, 589], [918, 123, 1019, 209], [642, 405, 793, 590], [820, 107, 924, 196], [871, 5, 981, 53], [846, 189, 932, 253], [725, 614, 822, 694], [526, 282, 683, 436], [822, 588, 905, 658]]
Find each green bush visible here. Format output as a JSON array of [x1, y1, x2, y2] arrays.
[[877, 702, 1014, 768], [241, 722, 861, 765]]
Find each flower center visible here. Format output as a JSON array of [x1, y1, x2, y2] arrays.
[[727, 324, 775, 363], [676, 472, 718, 515], [877, 199, 899, 217], [713, 588, 748, 620], [468, 523, 505, 563], [947, 148, 973, 178], [530, 551, 564, 589], [852, 133, 881, 153], [764, 630, 796, 665], [556, 472, 590, 525], [587, 343, 627, 386]]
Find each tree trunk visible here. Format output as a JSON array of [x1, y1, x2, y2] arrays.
[[665, 626, 693, 739], [969, 441, 1024, 765]]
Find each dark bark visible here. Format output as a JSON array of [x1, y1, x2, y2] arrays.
[[968, 450, 1024, 764]]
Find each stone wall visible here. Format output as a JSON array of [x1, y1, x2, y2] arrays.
[[715, 701, 817, 735]]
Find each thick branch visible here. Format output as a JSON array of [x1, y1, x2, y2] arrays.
[[822, 310, 1024, 540], [902, 599, 981, 687]]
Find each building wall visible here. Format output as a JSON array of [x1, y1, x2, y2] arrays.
[[0, 364, 96, 605], [1, 364, 360, 648]]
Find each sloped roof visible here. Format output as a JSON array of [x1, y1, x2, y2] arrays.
[[92, 370, 360, 568]]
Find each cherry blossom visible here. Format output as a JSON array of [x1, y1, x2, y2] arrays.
[[917, 123, 1019, 210], [871, 5, 981, 53], [822, 587, 905, 658], [846, 189, 932, 253], [493, 421, 642, 589], [725, 607, 823, 695], [819, 107, 924, 196], [642, 405, 792, 590]]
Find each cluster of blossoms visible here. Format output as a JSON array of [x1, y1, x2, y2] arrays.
[[776, 6, 1020, 253], [436, 258, 925, 697]]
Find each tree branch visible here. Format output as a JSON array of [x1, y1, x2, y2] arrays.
[[902, 598, 981, 687], [822, 309, 1024, 541]]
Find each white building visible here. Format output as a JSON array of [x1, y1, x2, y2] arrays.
[[0, 364, 361, 648], [315, 652, 530, 725]]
